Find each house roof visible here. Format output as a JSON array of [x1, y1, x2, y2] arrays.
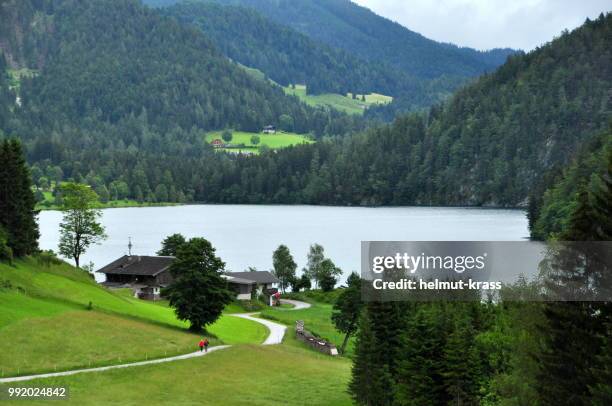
[[226, 271, 280, 284], [224, 275, 256, 285], [96, 255, 175, 276]]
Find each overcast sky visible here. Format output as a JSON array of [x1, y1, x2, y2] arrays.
[[352, 0, 610, 51]]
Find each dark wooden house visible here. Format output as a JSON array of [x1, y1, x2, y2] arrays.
[[97, 256, 281, 303], [97, 255, 175, 300]]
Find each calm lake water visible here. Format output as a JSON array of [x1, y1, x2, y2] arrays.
[[38, 205, 528, 282]]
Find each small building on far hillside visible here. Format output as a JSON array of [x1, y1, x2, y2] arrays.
[[211, 139, 225, 148], [262, 125, 276, 134]]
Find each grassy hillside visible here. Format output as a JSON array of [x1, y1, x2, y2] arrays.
[[205, 130, 313, 153], [0, 345, 352, 405], [261, 293, 355, 356], [284, 84, 392, 115], [0, 258, 267, 376]]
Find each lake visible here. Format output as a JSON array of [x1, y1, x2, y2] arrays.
[[38, 205, 529, 282]]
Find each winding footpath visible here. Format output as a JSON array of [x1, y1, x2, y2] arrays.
[[280, 299, 312, 310], [0, 300, 310, 384]]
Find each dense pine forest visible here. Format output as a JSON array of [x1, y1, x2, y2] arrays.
[[162, 2, 419, 97], [149, 0, 516, 117], [160, 0, 515, 80]]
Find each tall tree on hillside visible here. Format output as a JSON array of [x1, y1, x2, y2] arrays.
[[304, 243, 325, 288], [349, 304, 397, 405], [157, 233, 187, 256], [164, 237, 234, 332], [272, 244, 297, 293], [537, 173, 612, 404], [0, 139, 39, 257], [331, 272, 363, 354], [319, 258, 342, 292], [58, 182, 106, 268]]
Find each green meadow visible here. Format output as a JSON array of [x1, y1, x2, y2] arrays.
[[0, 258, 267, 376], [284, 84, 392, 115], [0, 345, 352, 406], [205, 130, 313, 154], [0, 258, 353, 405]]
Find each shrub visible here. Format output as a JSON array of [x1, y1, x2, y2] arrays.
[[36, 250, 63, 267]]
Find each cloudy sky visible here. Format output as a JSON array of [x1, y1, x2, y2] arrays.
[[353, 0, 610, 51]]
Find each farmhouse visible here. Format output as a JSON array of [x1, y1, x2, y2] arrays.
[[210, 138, 224, 148], [97, 255, 280, 302], [262, 125, 276, 134], [226, 271, 280, 300]]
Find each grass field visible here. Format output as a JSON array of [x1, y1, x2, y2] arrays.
[[35, 188, 179, 211], [284, 84, 392, 115], [205, 130, 313, 154], [0, 345, 352, 406], [0, 258, 267, 375], [261, 296, 355, 356]]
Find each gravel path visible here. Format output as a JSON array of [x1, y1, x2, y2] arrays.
[[231, 313, 287, 345], [279, 299, 312, 310], [0, 345, 231, 383]]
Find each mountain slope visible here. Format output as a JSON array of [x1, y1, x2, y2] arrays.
[[0, 0, 366, 202], [162, 1, 420, 97], [3, 0, 346, 134], [205, 0, 516, 80], [190, 13, 611, 206]]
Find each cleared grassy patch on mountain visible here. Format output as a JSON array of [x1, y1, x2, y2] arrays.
[[284, 84, 392, 115], [0, 345, 352, 405], [0, 258, 267, 375], [205, 130, 313, 153]]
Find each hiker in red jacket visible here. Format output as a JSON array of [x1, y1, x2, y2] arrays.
[[198, 339, 205, 352]]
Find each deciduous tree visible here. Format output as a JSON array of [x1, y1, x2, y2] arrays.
[[58, 182, 106, 268]]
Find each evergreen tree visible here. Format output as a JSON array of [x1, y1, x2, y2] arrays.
[[395, 305, 447, 405], [0, 140, 39, 257], [349, 305, 395, 405], [537, 168, 612, 404]]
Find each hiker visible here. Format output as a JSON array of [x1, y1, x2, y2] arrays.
[[203, 337, 209, 353], [198, 339, 205, 352]]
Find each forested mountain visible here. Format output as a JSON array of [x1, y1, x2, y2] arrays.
[[147, 0, 515, 81], [147, 0, 517, 118], [528, 127, 611, 240], [162, 2, 423, 98], [190, 14, 610, 207], [2, 0, 363, 134], [0, 0, 366, 202]]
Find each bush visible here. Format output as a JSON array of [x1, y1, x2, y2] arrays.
[[239, 299, 265, 311], [36, 250, 63, 267]]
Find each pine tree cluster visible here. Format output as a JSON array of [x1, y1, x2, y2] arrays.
[[0, 139, 39, 259]]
